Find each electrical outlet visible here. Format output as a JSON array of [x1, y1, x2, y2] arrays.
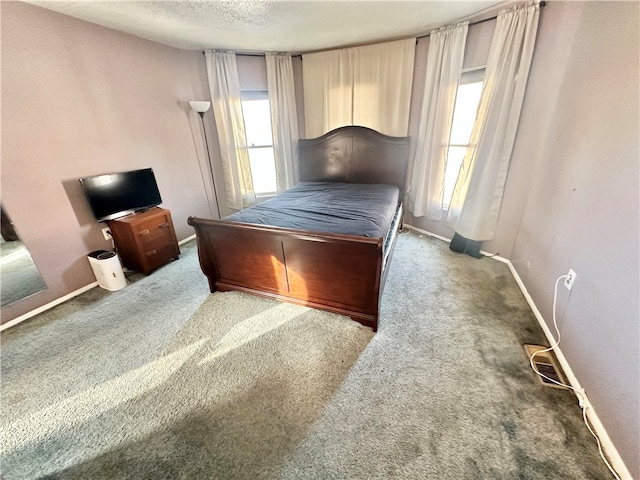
[[564, 269, 577, 290], [102, 227, 112, 240]]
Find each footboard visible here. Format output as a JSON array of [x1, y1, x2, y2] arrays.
[[187, 217, 385, 330]]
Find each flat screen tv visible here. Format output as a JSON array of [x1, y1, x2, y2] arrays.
[[80, 168, 163, 222]]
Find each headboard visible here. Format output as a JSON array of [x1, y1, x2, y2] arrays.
[[298, 126, 410, 199]]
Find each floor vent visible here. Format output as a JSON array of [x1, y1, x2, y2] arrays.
[[524, 344, 569, 389]]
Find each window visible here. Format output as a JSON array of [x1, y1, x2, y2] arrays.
[[241, 91, 277, 197], [442, 69, 485, 207]]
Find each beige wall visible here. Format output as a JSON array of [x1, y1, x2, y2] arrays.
[[1, 2, 213, 323], [508, 2, 639, 475]]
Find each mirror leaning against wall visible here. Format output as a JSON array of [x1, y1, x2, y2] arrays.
[[1, 203, 47, 308]]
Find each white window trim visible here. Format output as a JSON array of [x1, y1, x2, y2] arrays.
[[241, 89, 278, 197], [442, 67, 485, 210]]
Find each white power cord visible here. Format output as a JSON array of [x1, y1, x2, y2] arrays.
[[529, 275, 621, 480]]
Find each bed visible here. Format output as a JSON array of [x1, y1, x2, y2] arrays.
[[187, 125, 409, 331]]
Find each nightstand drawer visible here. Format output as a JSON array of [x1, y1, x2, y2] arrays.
[[143, 241, 179, 272], [141, 235, 177, 258], [134, 216, 172, 243]]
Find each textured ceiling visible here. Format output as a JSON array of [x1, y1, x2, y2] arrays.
[[27, 1, 505, 53]]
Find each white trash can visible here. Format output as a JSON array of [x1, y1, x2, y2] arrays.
[[87, 250, 127, 291]]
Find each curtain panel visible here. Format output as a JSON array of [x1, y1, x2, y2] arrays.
[[302, 48, 352, 138], [351, 40, 416, 136], [447, 1, 540, 241], [407, 22, 468, 220], [302, 38, 415, 138], [205, 51, 256, 210], [265, 53, 300, 193]]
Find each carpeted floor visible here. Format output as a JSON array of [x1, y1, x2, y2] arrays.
[[0, 233, 613, 479]]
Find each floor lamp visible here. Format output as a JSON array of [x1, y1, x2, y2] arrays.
[[189, 100, 221, 219]]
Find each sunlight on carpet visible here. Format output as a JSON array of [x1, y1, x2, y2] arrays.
[[1, 338, 208, 454], [199, 302, 308, 365]]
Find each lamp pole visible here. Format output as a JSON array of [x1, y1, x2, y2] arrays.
[[190, 101, 221, 219], [197, 111, 221, 219]]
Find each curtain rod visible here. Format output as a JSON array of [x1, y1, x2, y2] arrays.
[[293, 0, 547, 56], [415, 0, 546, 40], [202, 1, 546, 58]]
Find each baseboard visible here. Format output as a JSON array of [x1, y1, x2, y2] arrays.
[[0, 282, 99, 332], [406, 224, 632, 479], [405, 224, 452, 244], [178, 234, 196, 246]]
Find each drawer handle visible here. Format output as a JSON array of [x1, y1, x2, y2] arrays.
[[146, 249, 157, 257], [159, 222, 170, 228], [139, 229, 150, 236]]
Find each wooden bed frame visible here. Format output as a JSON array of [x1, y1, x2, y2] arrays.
[[187, 126, 409, 331]]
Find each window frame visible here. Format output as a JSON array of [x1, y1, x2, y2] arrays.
[[240, 90, 278, 199], [442, 67, 485, 209]]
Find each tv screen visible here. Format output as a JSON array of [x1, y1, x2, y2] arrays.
[[80, 168, 163, 222]]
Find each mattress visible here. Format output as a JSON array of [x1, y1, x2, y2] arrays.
[[224, 181, 400, 238]]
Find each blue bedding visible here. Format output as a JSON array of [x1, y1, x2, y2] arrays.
[[224, 182, 399, 238]]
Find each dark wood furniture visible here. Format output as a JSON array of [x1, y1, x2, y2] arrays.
[[188, 126, 409, 331], [108, 207, 179, 275]]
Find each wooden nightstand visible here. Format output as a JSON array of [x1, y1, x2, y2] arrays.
[[107, 207, 179, 275]]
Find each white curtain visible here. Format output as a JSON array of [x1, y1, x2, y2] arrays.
[[205, 51, 256, 210], [447, 1, 540, 240], [351, 40, 416, 136], [303, 39, 415, 138], [408, 22, 468, 220], [266, 53, 299, 193], [302, 48, 353, 138]]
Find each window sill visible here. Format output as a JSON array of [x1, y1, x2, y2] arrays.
[[255, 193, 277, 203]]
